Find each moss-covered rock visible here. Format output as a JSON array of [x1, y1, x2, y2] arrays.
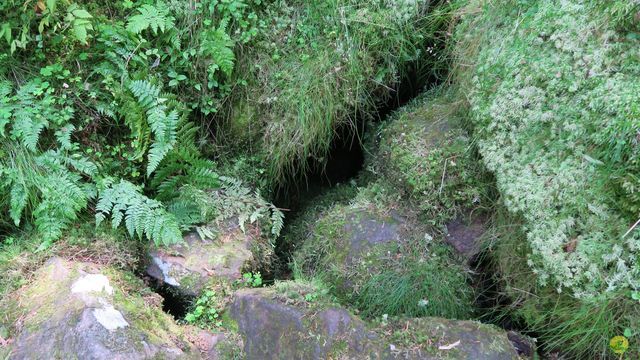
[[3, 257, 200, 359], [372, 89, 490, 230], [293, 183, 475, 319], [226, 281, 520, 360], [146, 219, 273, 297], [376, 317, 521, 360], [223, 0, 455, 184]]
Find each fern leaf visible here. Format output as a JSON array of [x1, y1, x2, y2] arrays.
[[95, 180, 182, 245], [9, 182, 27, 226], [126, 2, 175, 35], [127, 80, 178, 176]]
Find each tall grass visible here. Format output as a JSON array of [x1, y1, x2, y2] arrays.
[[224, 0, 462, 186]]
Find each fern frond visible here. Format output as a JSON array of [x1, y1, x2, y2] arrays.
[[126, 1, 175, 35], [200, 27, 236, 77], [96, 180, 182, 246], [127, 80, 178, 175], [0, 81, 12, 136]]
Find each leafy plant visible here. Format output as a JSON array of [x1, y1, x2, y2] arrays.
[[184, 289, 223, 328], [126, 1, 175, 35], [240, 272, 263, 287], [95, 180, 182, 246]]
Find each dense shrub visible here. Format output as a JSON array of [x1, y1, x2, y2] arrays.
[[0, 0, 280, 248], [227, 0, 458, 184]]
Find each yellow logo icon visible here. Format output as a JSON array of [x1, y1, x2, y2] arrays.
[[610, 336, 629, 355]]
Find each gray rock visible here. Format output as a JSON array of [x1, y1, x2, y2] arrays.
[[444, 216, 487, 260], [146, 220, 273, 297], [227, 282, 521, 360], [5, 257, 199, 360], [229, 283, 379, 359]]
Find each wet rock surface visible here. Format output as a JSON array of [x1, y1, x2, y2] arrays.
[[146, 220, 273, 297], [4, 257, 199, 360]]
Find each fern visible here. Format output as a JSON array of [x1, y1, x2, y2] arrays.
[[0, 81, 11, 136], [96, 180, 182, 246], [1, 146, 93, 249], [200, 26, 236, 78], [10, 81, 50, 151], [166, 177, 284, 239], [127, 80, 179, 175], [151, 117, 220, 201], [32, 171, 90, 250], [126, 1, 175, 35]]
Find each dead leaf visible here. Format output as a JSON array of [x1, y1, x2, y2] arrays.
[[438, 340, 461, 350], [35, 0, 46, 14], [564, 238, 578, 253]]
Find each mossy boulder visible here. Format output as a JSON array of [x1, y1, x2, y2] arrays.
[[229, 282, 378, 359], [293, 185, 475, 319], [361, 88, 492, 262], [371, 89, 491, 241], [3, 257, 200, 359], [226, 281, 521, 360], [147, 219, 273, 297], [376, 317, 522, 360]]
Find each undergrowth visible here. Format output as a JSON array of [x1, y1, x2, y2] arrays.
[[0, 0, 279, 248], [225, 0, 461, 185]]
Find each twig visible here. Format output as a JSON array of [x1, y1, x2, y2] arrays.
[[439, 159, 448, 195], [622, 217, 640, 238]]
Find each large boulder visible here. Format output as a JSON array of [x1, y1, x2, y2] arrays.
[[147, 219, 274, 297], [372, 89, 489, 228], [2, 257, 201, 359], [370, 88, 491, 261], [226, 281, 521, 360], [293, 192, 475, 319]]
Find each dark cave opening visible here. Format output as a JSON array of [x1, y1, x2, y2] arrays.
[[148, 278, 193, 320]]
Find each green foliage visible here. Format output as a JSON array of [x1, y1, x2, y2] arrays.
[[455, 0, 640, 298], [185, 290, 224, 329], [126, 2, 175, 35], [229, 0, 460, 184], [127, 80, 179, 176], [0, 78, 95, 249], [353, 241, 473, 319], [167, 177, 284, 239], [65, 4, 94, 44], [480, 208, 640, 359], [0, 0, 273, 247], [95, 180, 181, 246], [240, 272, 263, 288]]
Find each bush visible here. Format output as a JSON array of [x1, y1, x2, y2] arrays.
[[0, 0, 278, 247]]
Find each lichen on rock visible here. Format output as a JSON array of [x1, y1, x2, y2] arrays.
[[3, 257, 200, 359]]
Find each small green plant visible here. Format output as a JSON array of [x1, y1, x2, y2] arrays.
[[184, 290, 223, 329], [241, 272, 263, 288]]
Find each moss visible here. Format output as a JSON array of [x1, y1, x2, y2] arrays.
[[454, 0, 640, 297], [105, 268, 191, 347], [215, 332, 245, 360], [372, 87, 492, 228], [292, 181, 475, 320], [375, 317, 516, 359], [479, 207, 640, 359], [223, 0, 458, 185]]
